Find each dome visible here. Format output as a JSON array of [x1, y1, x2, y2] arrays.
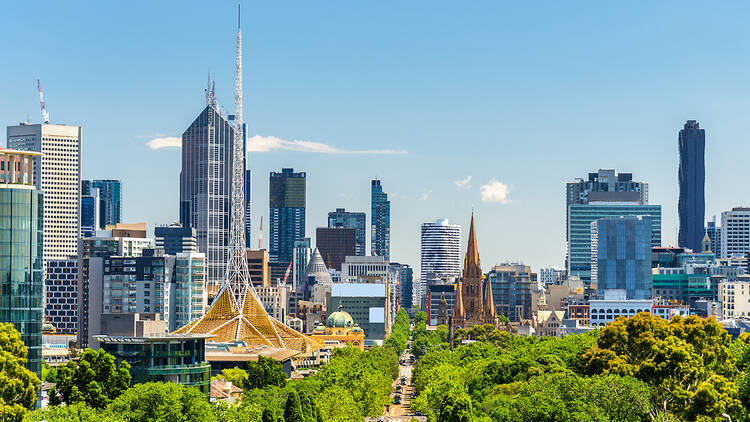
[[306, 248, 333, 285], [351, 323, 363, 333], [326, 306, 354, 328]]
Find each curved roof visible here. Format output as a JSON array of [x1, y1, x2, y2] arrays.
[[306, 248, 332, 285], [326, 307, 354, 328]]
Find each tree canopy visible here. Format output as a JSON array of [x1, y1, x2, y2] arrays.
[[244, 356, 286, 390], [0, 323, 39, 422], [53, 348, 131, 408]]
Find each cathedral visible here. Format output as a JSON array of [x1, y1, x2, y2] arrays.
[[452, 213, 498, 329]]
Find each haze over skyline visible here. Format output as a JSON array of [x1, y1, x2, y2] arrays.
[[2, 1, 749, 272]]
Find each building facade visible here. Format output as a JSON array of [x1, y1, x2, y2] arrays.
[[678, 120, 706, 254], [329, 283, 388, 340], [706, 217, 722, 257], [179, 105, 234, 296], [420, 219, 461, 286], [80, 183, 100, 238], [0, 148, 44, 379], [269, 168, 306, 264], [45, 258, 78, 335], [246, 249, 270, 287], [316, 227, 356, 271], [721, 208, 750, 259], [371, 179, 390, 260], [591, 216, 652, 300], [88, 180, 122, 228], [486, 264, 539, 322], [172, 252, 207, 330], [327, 208, 366, 256], [8, 123, 81, 261], [399, 264, 414, 309], [568, 204, 661, 284], [155, 223, 198, 255], [292, 238, 311, 290]]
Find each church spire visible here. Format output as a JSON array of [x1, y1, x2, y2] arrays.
[[463, 213, 482, 278], [484, 276, 496, 319], [453, 280, 465, 319]]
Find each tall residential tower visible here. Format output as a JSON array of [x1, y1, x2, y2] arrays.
[[420, 219, 461, 284], [269, 168, 306, 264], [371, 179, 390, 260], [678, 120, 706, 253]]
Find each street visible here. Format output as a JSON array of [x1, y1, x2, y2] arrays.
[[375, 350, 426, 422]]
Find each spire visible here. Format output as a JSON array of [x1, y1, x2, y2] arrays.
[[484, 276, 496, 319], [453, 281, 465, 319], [463, 213, 481, 277], [702, 233, 712, 253]]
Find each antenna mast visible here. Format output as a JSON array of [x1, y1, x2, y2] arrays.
[[37, 80, 49, 124]]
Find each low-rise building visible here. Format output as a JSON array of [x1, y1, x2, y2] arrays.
[[311, 306, 365, 349], [589, 290, 653, 327]]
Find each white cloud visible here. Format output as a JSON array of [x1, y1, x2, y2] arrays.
[[146, 136, 181, 149], [480, 179, 511, 204], [453, 175, 472, 190], [247, 135, 407, 154], [419, 190, 433, 201]]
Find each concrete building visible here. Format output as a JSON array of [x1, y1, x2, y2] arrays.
[[652, 252, 717, 307], [172, 252, 207, 330], [329, 283, 388, 341], [0, 147, 44, 379], [678, 120, 706, 254], [246, 249, 270, 287], [589, 290, 653, 327], [155, 223, 198, 254], [420, 219, 461, 286], [8, 123, 81, 261], [316, 227, 356, 271], [719, 280, 750, 319], [371, 179, 390, 260], [328, 208, 366, 256], [427, 282, 456, 325], [255, 284, 291, 322], [341, 255, 389, 282], [179, 104, 234, 296], [269, 168, 306, 264], [591, 216, 652, 300], [45, 258, 78, 334], [721, 208, 750, 259], [539, 266, 566, 286]]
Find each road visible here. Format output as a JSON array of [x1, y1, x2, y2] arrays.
[[374, 350, 427, 422]]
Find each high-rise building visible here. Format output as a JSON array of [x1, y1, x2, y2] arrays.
[[80, 184, 101, 238], [486, 264, 539, 322], [246, 249, 270, 287], [0, 148, 44, 378], [568, 203, 661, 285], [706, 217, 721, 257], [328, 208, 366, 256], [399, 264, 414, 309], [88, 180, 122, 228], [420, 219, 461, 285], [591, 216, 652, 300], [45, 258, 78, 335], [371, 179, 390, 260], [292, 238, 311, 290], [678, 120, 706, 253], [171, 252, 207, 330], [102, 250, 173, 319], [269, 168, 306, 264], [316, 227, 356, 271], [179, 104, 234, 295], [155, 223, 198, 255], [8, 123, 81, 261], [721, 208, 750, 258], [341, 255, 389, 283], [245, 169, 252, 247]]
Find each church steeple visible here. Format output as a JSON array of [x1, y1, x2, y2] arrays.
[[453, 280, 465, 319], [483, 276, 496, 320], [702, 233, 712, 253], [463, 213, 482, 278]]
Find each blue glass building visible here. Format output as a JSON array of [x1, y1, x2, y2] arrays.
[[90, 180, 122, 228], [371, 180, 390, 260], [678, 120, 705, 253], [399, 264, 413, 309], [328, 208, 366, 256], [592, 216, 652, 300], [568, 204, 661, 284], [269, 168, 306, 264]]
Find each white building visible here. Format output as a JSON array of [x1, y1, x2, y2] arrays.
[[341, 255, 388, 282], [420, 219, 461, 285], [721, 208, 750, 259], [255, 284, 291, 322], [171, 252, 207, 330], [719, 280, 750, 319], [7, 123, 81, 261], [589, 290, 653, 328], [539, 266, 566, 286]]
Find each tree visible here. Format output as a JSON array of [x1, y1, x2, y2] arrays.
[[283, 391, 304, 422], [23, 402, 123, 422], [298, 391, 314, 422], [54, 348, 131, 408], [244, 356, 286, 390], [212, 367, 247, 387], [438, 392, 473, 422], [42, 361, 57, 383], [108, 382, 215, 422], [261, 409, 275, 422], [0, 323, 39, 422]]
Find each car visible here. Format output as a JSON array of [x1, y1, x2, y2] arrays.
[[396, 385, 402, 392], [400, 377, 407, 385], [394, 395, 401, 405]]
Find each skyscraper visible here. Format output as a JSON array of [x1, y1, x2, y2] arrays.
[[269, 168, 306, 264], [721, 208, 750, 258], [316, 227, 356, 271], [155, 223, 198, 255], [8, 123, 81, 261], [399, 264, 414, 309], [328, 208, 366, 256], [591, 216, 652, 300], [420, 219, 462, 284], [371, 179, 390, 260], [80, 183, 101, 238], [0, 148, 44, 379], [678, 120, 706, 253], [179, 102, 234, 295], [89, 180, 122, 228], [706, 216, 721, 257], [245, 169, 252, 248]]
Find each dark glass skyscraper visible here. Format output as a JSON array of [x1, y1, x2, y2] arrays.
[[678, 120, 705, 253], [90, 180, 122, 228], [371, 179, 390, 260], [328, 208, 366, 256], [269, 168, 306, 264]]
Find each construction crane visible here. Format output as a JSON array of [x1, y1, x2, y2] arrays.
[[37, 80, 49, 124]]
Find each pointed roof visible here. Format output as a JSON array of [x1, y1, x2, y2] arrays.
[[453, 281, 465, 319], [484, 277, 496, 319], [463, 213, 482, 277], [702, 233, 712, 253], [306, 248, 332, 285]]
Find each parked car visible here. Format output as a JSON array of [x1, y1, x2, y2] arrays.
[[400, 377, 407, 385], [396, 385, 402, 392], [394, 395, 401, 405]]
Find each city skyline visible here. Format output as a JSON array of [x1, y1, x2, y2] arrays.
[[4, 2, 750, 272]]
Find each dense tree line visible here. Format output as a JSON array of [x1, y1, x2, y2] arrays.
[[412, 313, 750, 421]]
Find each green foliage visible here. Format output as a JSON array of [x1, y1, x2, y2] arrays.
[[54, 348, 131, 408], [0, 322, 40, 422], [244, 356, 286, 390], [23, 402, 124, 422], [213, 367, 247, 387], [409, 312, 449, 358], [109, 382, 215, 422], [42, 361, 57, 383], [385, 309, 410, 354], [283, 391, 304, 422]]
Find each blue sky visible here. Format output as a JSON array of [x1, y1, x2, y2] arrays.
[[2, 1, 749, 273]]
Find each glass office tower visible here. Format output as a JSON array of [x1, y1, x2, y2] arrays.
[[269, 168, 306, 264], [371, 180, 390, 260], [591, 216, 652, 299], [678, 120, 705, 253]]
